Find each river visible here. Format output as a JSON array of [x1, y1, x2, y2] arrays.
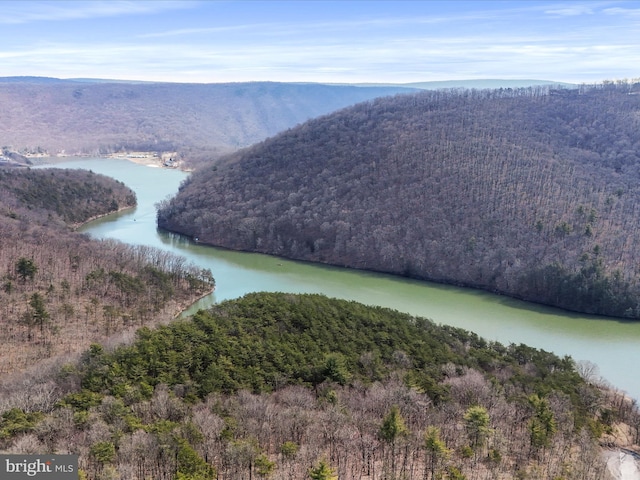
[[36, 157, 640, 402]]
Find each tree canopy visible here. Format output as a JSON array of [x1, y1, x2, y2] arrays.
[[159, 82, 640, 318], [2, 292, 632, 480]]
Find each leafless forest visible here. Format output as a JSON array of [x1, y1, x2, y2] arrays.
[[0, 79, 414, 167], [0, 167, 214, 374], [159, 82, 640, 318]]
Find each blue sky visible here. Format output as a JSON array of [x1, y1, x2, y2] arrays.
[[1, 0, 639, 84]]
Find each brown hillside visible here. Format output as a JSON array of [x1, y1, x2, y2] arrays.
[[158, 83, 640, 318], [0, 167, 214, 374], [0, 79, 415, 165]]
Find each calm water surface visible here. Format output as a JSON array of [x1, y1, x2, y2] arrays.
[[37, 158, 640, 401]]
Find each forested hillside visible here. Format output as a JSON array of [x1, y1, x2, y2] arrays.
[[158, 82, 640, 319], [0, 79, 413, 166], [0, 167, 136, 226], [1, 292, 634, 479], [0, 167, 214, 374]]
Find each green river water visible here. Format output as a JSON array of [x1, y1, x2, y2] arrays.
[[36, 157, 640, 401]]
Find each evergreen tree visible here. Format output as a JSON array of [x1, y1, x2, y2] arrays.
[[529, 394, 557, 451], [29, 292, 50, 336], [379, 405, 409, 476], [309, 460, 337, 480], [16, 257, 37, 282], [424, 425, 450, 479], [463, 405, 490, 449]]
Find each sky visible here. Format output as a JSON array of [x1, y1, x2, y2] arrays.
[[1, 0, 639, 85]]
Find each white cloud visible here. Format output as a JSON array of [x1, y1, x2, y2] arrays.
[[0, 1, 637, 84], [0, 0, 194, 25], [603, 7, 640, 16], [138, 24, 268, 39], [544, 6, 594, 16]]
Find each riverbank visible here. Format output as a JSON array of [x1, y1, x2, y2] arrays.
[[115, 152, 194, 171], [70, 204, 135, 230], [25, 151, 191, 171]]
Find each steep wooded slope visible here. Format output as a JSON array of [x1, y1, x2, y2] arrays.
[[2, 293, 632, 479], [0, 167, 214, 374], [0, 167, 136, 225], [158, 84, 640, 318], [0, 79, 414, 164]]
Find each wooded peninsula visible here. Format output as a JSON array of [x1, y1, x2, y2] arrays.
[[158, 82, 640, 319], [2, 292, 636, 479], [0, 167, 215, 374]]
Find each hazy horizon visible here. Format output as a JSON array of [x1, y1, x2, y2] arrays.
[[1, 1, 639, 85]]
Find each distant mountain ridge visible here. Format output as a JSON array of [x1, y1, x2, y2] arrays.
[[0, 76, 571, 88], [0, 76, 77, 84], [0, 78, 416, 165], [403, 78, 575, 89], [0, 76, 573, 166], [354, 79, 576, 89], [158, 82, 640, 319]]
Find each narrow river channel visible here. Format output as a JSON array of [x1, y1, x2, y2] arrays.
[[37, 157, 640, 401]]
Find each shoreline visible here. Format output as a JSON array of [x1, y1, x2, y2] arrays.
[[27, 151, 194, 172], [71, 204, 136, 230], [113, 153, 194, 172]]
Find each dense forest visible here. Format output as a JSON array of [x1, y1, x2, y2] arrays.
[[0, 292, 635, 479], [0, 78, 414, 167], [0, 167, 214, 375], [158, 82, 640, 319], [0, 167, 136, 225]]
